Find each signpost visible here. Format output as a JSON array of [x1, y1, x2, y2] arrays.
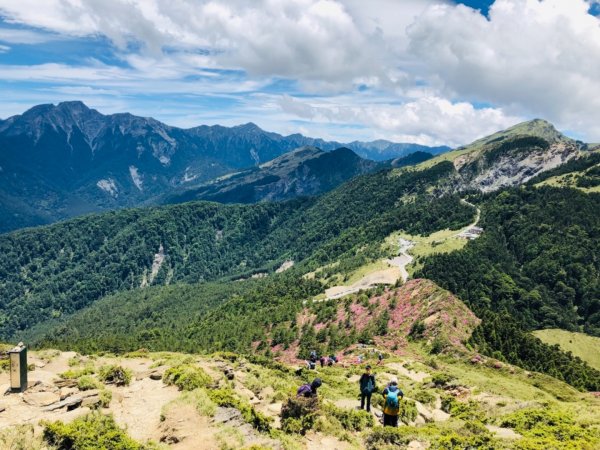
[[9, 343, 27, 393]]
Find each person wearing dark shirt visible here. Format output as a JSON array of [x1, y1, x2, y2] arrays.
[[297, 378, 322, 398], [359, 365, 376, 412]]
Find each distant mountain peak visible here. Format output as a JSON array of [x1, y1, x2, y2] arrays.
[[57, 100, 92, 111], [234, 122, 263, 132]]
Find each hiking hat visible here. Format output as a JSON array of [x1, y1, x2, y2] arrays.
[[366, 365, 372, 370], [390, 377, 398, 385]]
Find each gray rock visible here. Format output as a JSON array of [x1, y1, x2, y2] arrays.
[[43, 396, 82, 411]]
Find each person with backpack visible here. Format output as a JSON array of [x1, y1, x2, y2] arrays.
[[382, 377, 404, 427], [297, 378, 322, 398], [359, 365, 376, 412]]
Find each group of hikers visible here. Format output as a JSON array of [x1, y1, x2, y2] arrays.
[[307, 350, 338, 369], [297, 352, 404, 427]]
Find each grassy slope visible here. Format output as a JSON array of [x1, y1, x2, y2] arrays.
[[536, 165, 600, 193], [533, 329, 600, 371], [4, 338, 600, 450]]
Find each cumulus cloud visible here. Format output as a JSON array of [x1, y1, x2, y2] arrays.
[[0, 0, 395, 90], [278, 94, 520, 146], [1, 0, 600, 143], [408, 0, 600, 140]]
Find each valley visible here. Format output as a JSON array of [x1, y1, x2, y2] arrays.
[[1, 112, 600, 449]]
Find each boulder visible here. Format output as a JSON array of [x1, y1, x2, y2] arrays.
[[23, 391, 61, 407], [60, 387, 79, 400], [213, 407, 244, 427], [43, 396, 82, 412]]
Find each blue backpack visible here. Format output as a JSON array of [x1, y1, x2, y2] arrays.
[[384, 389, 400, 415]]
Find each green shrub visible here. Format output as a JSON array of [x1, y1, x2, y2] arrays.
[[162, 365, 212, 391], [500, 408, 600, 449], [323, 404, 374, 431], [280, 396, 320, 435], [0, 359, 9, 372], [212, 352, 239, 362], [99, 390, 112, 408], [60, 363, 96, 380], [398, 399, 418, 425], [413, 390, 436, 405], [430, 373, 454, 387], [441, 396, 485, 422], [430, 430, 497, 450], [208, 388, 271, 432], [77, 375, 103, 391], [98, 365, 132, 386], [364, 427, 410, 450], [43, 412, 153, 450], [0, 424, 46, 449]]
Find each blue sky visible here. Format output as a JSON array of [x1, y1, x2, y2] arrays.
[[0, 0, 599, 146]]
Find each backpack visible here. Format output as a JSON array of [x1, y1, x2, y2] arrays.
[[384, 389, 400, 415], [365, 378, 374, 394]]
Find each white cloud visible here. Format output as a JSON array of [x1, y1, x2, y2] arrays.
[[0, 43, 9, 52], [278, 94, 520, 146], [407, 0, 600, 140], [0, 27, 62, 44], [1, 0, 600, 143], [0, 0, 393, 89]]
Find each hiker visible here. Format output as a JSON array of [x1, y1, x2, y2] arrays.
[[297, 378, 322, 398], [382, 377, 404, 427], [309, 350, 318, 363], [306, 360, 316, 370], [320, 356, 326, 367], [359, 365, 376, 412], [377, 352, 384, 365]]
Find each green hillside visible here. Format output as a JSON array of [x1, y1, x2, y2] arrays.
[[3, 122, 600, 397], [1, 161, 473, 340], [534, 329, 600, 371]]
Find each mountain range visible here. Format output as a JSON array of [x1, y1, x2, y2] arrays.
[[1, 110, 600, 417], [0, 101, 448, 233]]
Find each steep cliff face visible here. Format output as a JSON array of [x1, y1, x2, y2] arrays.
[[454, 135, 579, 192], [420, 119, 583, 194]]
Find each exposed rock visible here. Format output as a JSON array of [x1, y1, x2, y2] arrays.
[[54, 379, 78, 388], [149, 372, 162, 381], [415, 401, 433, 422], [408, 440, 430, 449], [43, 396, 82, 411], [486, 425, 522, 440], [213, 407, 244, 427], [431, 409, 450, 422], [23, 391, 61, 407], [0, 404, 5, 413], [60, 387, 79, 400]]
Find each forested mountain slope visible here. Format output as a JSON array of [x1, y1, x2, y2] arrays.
[[0, 161, 473, 340], [163, 146, 380, 205], [4, 119, 600, 394], [0, 102, 445, 233]]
